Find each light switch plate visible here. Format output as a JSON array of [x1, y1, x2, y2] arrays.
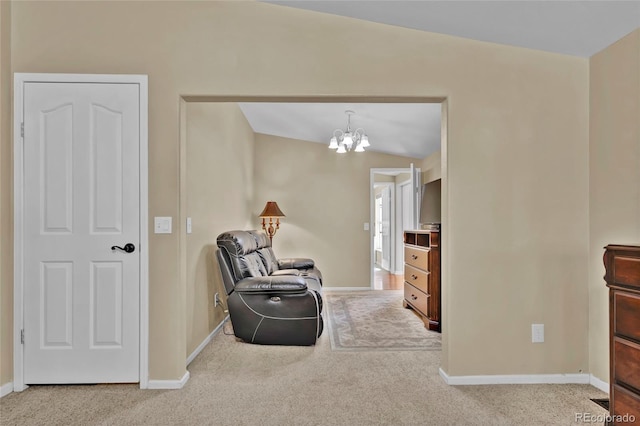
[[154, 216, 172, 234], [364, 222, 370, 231], [186, 217, 192, 234], [532, 324, 544, 343]]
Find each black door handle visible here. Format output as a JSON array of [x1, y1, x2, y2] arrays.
[[111, 243, 136, 253]]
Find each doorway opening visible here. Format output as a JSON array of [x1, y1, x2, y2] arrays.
[[370, 166, 421, 290], [178, 96, 447, 367]]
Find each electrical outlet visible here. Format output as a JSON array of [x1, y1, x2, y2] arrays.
[[214, 293, 220, 307], [532, 324, 544, 343]]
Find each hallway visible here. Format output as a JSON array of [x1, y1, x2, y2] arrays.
[[373, 267, 403, 290]]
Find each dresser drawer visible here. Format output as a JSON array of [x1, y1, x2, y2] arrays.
[[612, 385, 640, 424], [613, 338, 640, 392], [404, 264, 428, 293], [405, 246, 429, 270], [613, 255, 640, 289], [404, 283, 428, 316], [614, 292, 640, 342]]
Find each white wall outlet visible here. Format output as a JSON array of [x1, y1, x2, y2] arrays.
[[532, 324, 544, 343], [154, 216, 172, 234], [186, 217, 192, 234], [364, 222, 370, 231]]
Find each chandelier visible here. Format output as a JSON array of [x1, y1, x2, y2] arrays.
[[328, 110, 370, 153]]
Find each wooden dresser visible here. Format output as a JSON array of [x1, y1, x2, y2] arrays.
[[403, 229, 440, 332], [603, 245, 640, 424]]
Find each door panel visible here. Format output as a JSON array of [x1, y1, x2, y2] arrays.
[[23, 82, 140, 384], [90, 262, 124, 348], [41, 262, 73, 348], [41, 103, 73, 234], [91, 104, 124, 234]]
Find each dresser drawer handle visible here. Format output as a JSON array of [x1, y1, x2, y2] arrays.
[[411, 274, 418, 280], [411, 294, 418, 301], [411, 254, 418, 260]]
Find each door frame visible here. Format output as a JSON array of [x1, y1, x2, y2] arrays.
[[373, 182, 394, 272], [13, 73, 149, 391], [369, 167, 419, 289]]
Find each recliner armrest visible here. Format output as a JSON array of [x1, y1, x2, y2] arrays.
[[234, 276, 308, 294], [271, 269, 301, 277], [278, 258, 315, 270]]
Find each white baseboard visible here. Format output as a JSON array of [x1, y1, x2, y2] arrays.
[[324, 287, 372, 292], [393, 270, 403, 275], [147, 371, 190, 390], [1, 382, 13, 398], [187, 315, 229, 366], [439, 368, 591, 385], [589, 374, 609, 393]]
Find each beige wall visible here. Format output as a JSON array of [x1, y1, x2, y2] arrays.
[[254, 133, 418, 288], [4, 1, 591, 383], [374, 174, 394, 183], [0, 0, 12, 388], [422, 150, 442, 183], [395, 172, 411, 184], [184, 103, 255, 357], [588, 29, 640, 384]]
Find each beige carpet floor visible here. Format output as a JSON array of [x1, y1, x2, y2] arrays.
[[326, 291, 441, 351], [1, 294, 608, 425]]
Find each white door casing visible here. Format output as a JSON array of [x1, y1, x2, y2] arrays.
[[14, 74, 148, 389]]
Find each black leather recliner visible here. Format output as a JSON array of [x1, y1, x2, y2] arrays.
[[216, 230, 323, 346]]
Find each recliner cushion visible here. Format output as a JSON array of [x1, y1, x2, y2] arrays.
[[217, 231, 266, 280], [235, 252, 267, 278], [217, 231, 258, 255], [251, 230, 271, 250], [257, 247, 279, 275]]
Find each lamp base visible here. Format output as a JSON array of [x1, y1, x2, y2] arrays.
[[261, 217, 280, 242]]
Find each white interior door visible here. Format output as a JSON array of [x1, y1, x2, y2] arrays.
[[381, 186, 391, 270], [400, 182, 413, 266], [22, 81, 140, 383], [410, 163, 421, 229]]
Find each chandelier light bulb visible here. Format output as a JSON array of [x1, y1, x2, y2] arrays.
[[343, 132, 353, 148], [360, 134, 370, 147], [354, 142, 365, 152], [328, 136, 339, 149], [336, 144, 347, 154]]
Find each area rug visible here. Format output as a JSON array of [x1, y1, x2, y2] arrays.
[[325, 290, 441, 351]]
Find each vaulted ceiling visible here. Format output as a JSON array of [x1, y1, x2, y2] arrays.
[[238, 1, 639, 159]]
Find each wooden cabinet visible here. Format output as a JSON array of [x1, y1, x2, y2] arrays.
[[403, 229, 440, 332], [604, 245, 640, 425]]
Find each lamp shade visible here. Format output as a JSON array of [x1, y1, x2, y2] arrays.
[[259, 201, 285, 218]]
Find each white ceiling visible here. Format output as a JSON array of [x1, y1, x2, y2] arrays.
[[266, 0, 640, 57], [240, 1, 639, 159], [239, 103, 441, 159]]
